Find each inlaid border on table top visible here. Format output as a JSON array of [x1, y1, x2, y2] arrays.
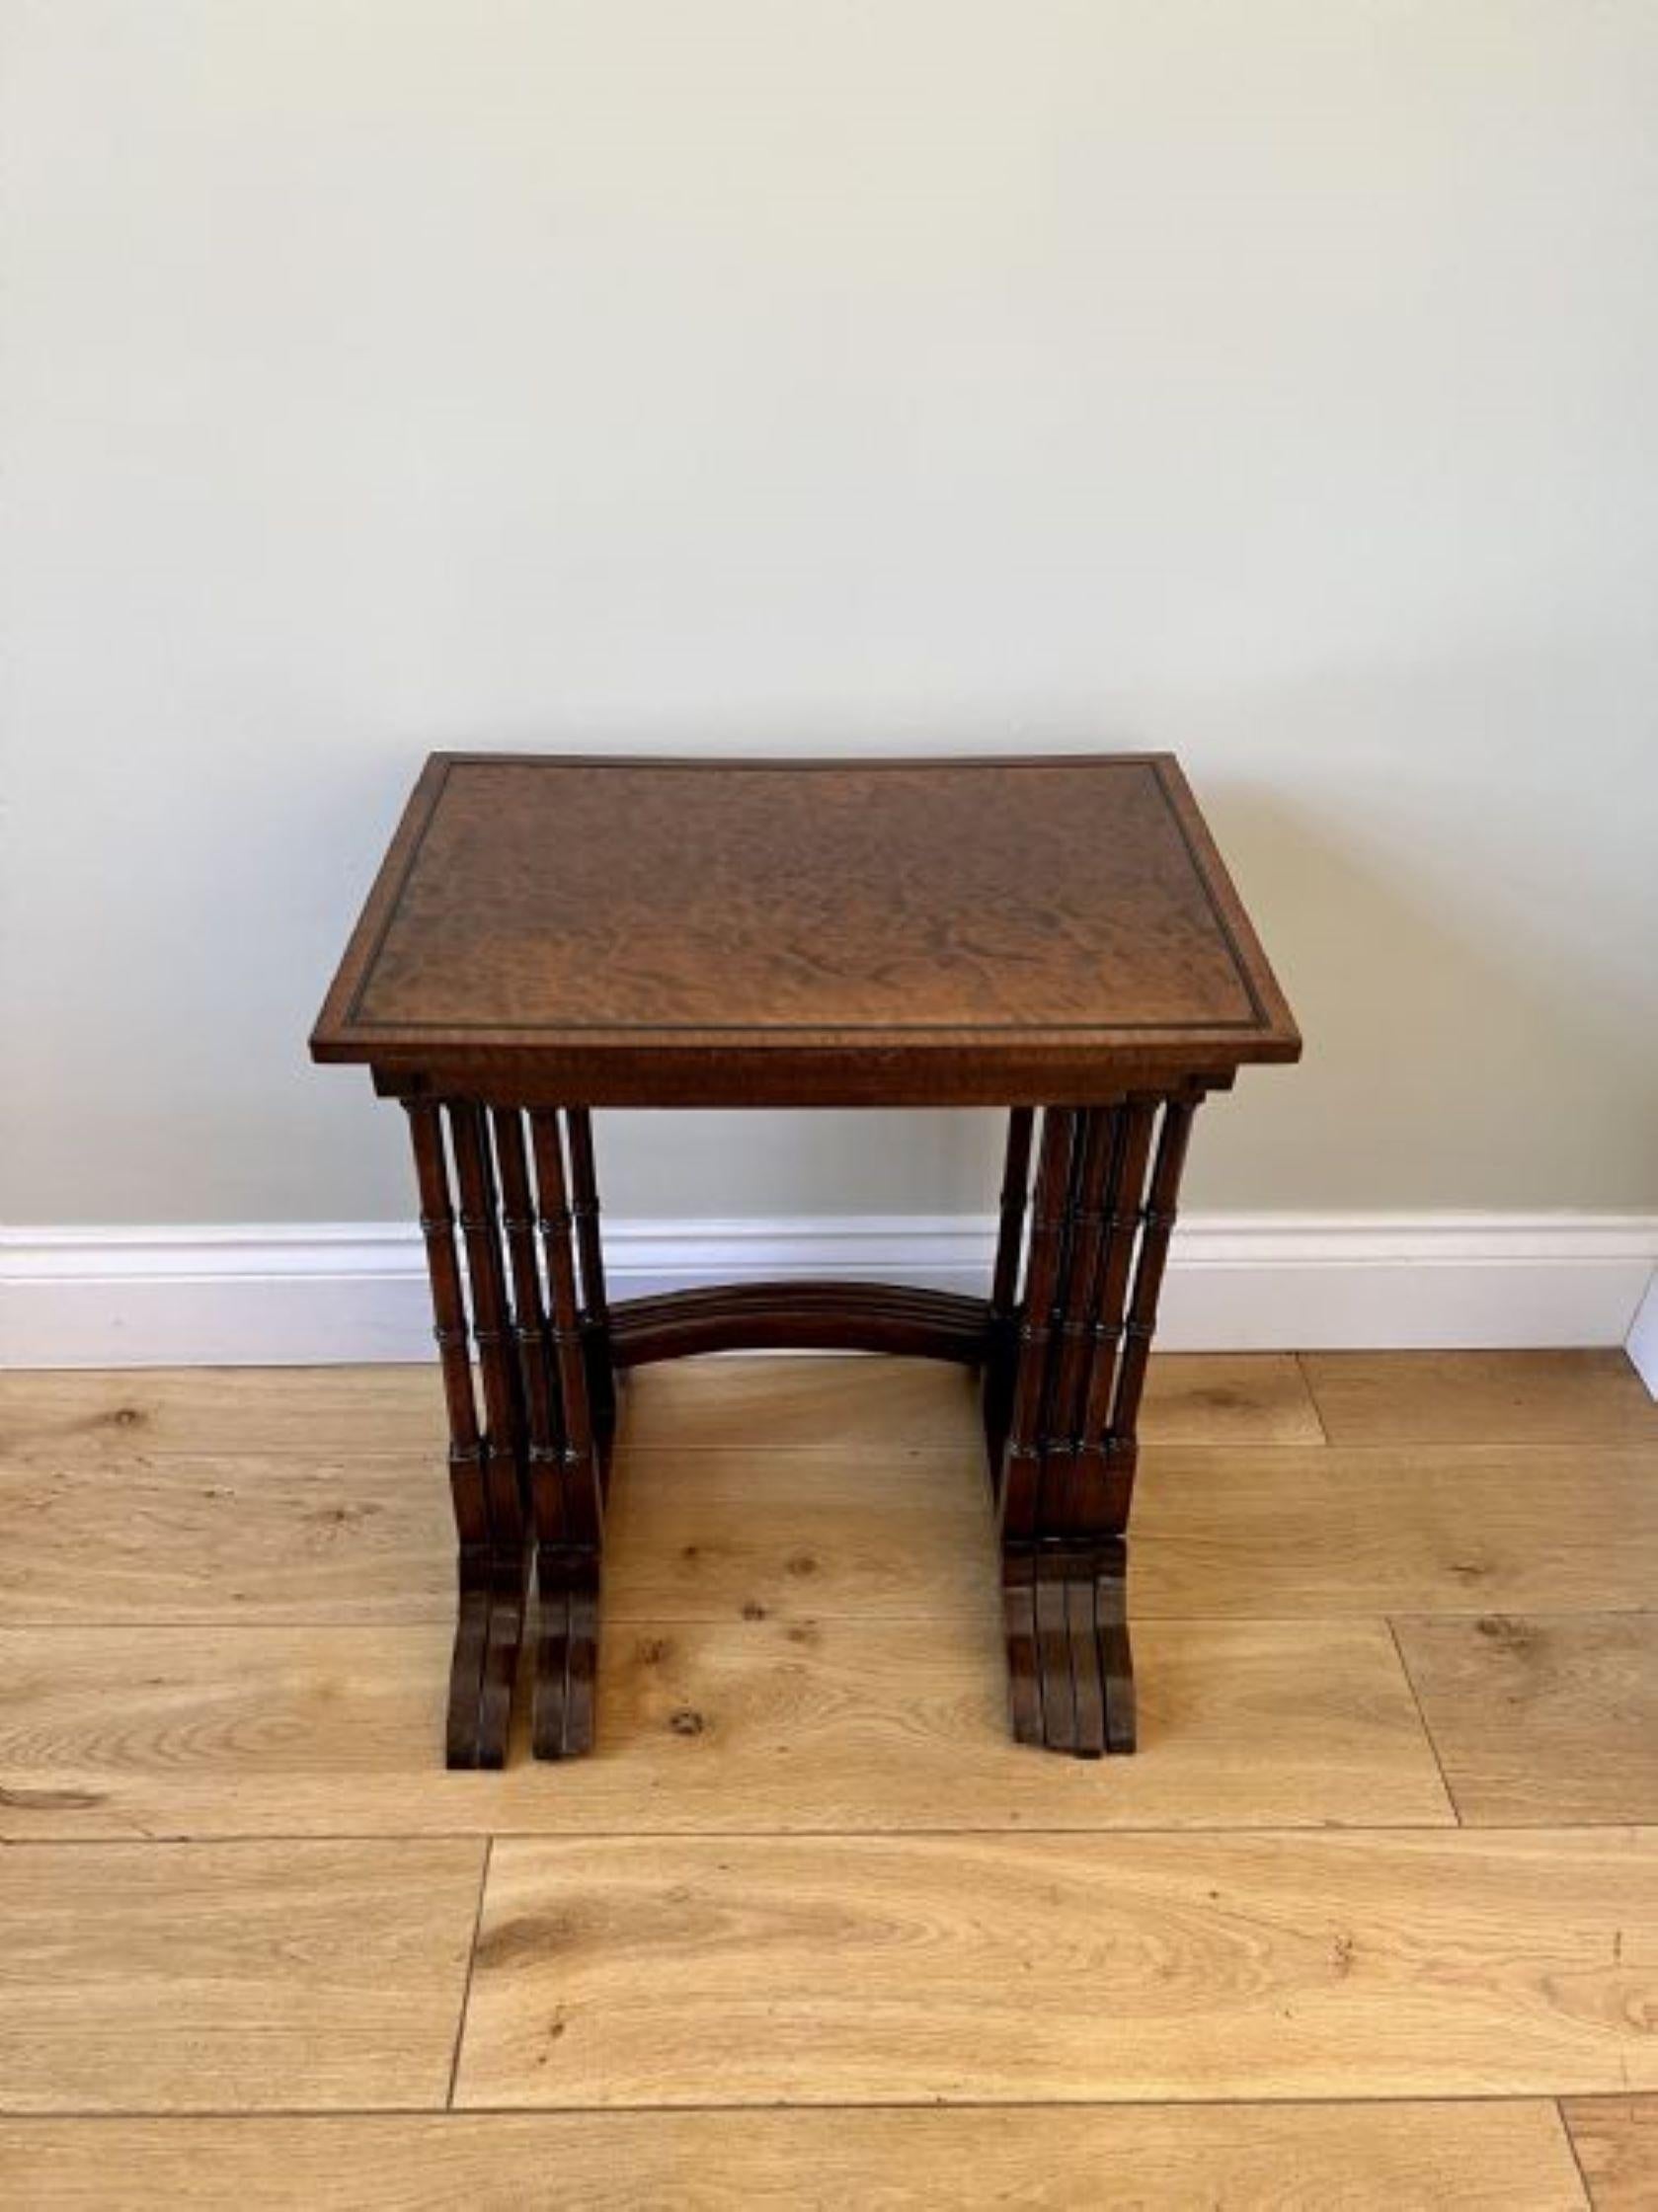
[[310, 753, 1301, 1072]]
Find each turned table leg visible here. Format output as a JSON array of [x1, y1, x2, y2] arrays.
[[983, 1106, 1034, 1472], [567, 1108, 617, 1468], [989, 1091, 1203, 1758], [528, 1109, 607, 1760], [446, 1102, 533, 1768], [405, 1100, 515, 1769], [408, 1082, 1200, 1770], [404, 1098, 615, 1767]]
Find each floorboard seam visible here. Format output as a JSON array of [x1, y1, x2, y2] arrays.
[[1386, 1616, 1463, 1826], [0, 2093, 1599, 2123], [1293, 1353, 1333, 1446], [10, 1821, 1658, 1848], [7, 1607, 1657, 1631], [445, 1837, 492, 2111], [1553, 2095, 1598, 2209]]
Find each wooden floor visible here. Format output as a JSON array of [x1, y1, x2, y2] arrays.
[[2, 1350, 1656, 2207]]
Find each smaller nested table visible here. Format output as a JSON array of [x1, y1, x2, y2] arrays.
[[311, 754, 1299, 1770]]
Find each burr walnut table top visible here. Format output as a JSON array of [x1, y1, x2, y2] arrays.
[[310, 753, 1299, 1106]]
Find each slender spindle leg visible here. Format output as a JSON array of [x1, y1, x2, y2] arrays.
[[984, 1107, 1035, 1480], [403, 1100, 492, 1769], [998, 1110, 1078, 1546], [1091, 1091, 1201, 1753], [491, 1107, 562, 1750], [994, 1091, 1203, 1757], [564, 1110, 612, 1716], [566, 1109, 617, 1469], [1038, 1110, 1115, 1541], [1028, 1119, 1095, 1754], [1107, 1094, 1199, 1485], [1032, 1097, 1160, 1758], [990, 1108, 1036, 1321], [529, 1110, 604, 1758], [1039, 1109, 1117, 1755], [449, 1102, 529, 1768], [1072, 1100, 1159, 1539], [997, 1109, 1077, 1747]]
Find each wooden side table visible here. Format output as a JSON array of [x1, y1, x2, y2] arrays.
[[311, 754, 1299, 1770]]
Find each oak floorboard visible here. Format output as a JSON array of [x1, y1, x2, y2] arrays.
[[1394, 1613, 1658, 1826], [0, 1352, 1320, 1463], [1135, 1444, 1658, 1620], [456, 1829, 1658, 2108], [0, 2102, 1590, 2210], [604, 1445, 992, 1620], [0, 1840, 483, 2113], [9, 1438, 1657, 1630], [0, 1350, 1652, 2158], [0, 1614, 1450, 1839], [0, 1453, 452, 1626], [609, 1441, 1658, 1623], [618, 1352, 1322, 1455], [0, 1365, 447, 1462], [1561, 2095, 1658, 2209], [1301, 1351, 1658, 1449]]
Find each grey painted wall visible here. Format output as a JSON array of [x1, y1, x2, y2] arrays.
[[5, 3, 1656, 1226]]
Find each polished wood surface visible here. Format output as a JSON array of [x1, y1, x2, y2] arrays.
[[1562, 2096, 1658, 2209], [612, 1281, 991, 1363], [1302, 1347, 1658, 1446], [9, 1397, 1656, 1631], [611, 1345, 1325, 1454], [0, 2103, 1591, 2211], [458, 1827, 1658, 2107], [0, 1839, 483, 2112], [1394, 1611, 1658, 1825], [0, 1616, 1452, 1840], [311, 753, 1299, 1102], [1, 1350, 1654, 2205]]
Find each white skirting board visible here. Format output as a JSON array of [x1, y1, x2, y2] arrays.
[[3, 1214, 1656, 1382]]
